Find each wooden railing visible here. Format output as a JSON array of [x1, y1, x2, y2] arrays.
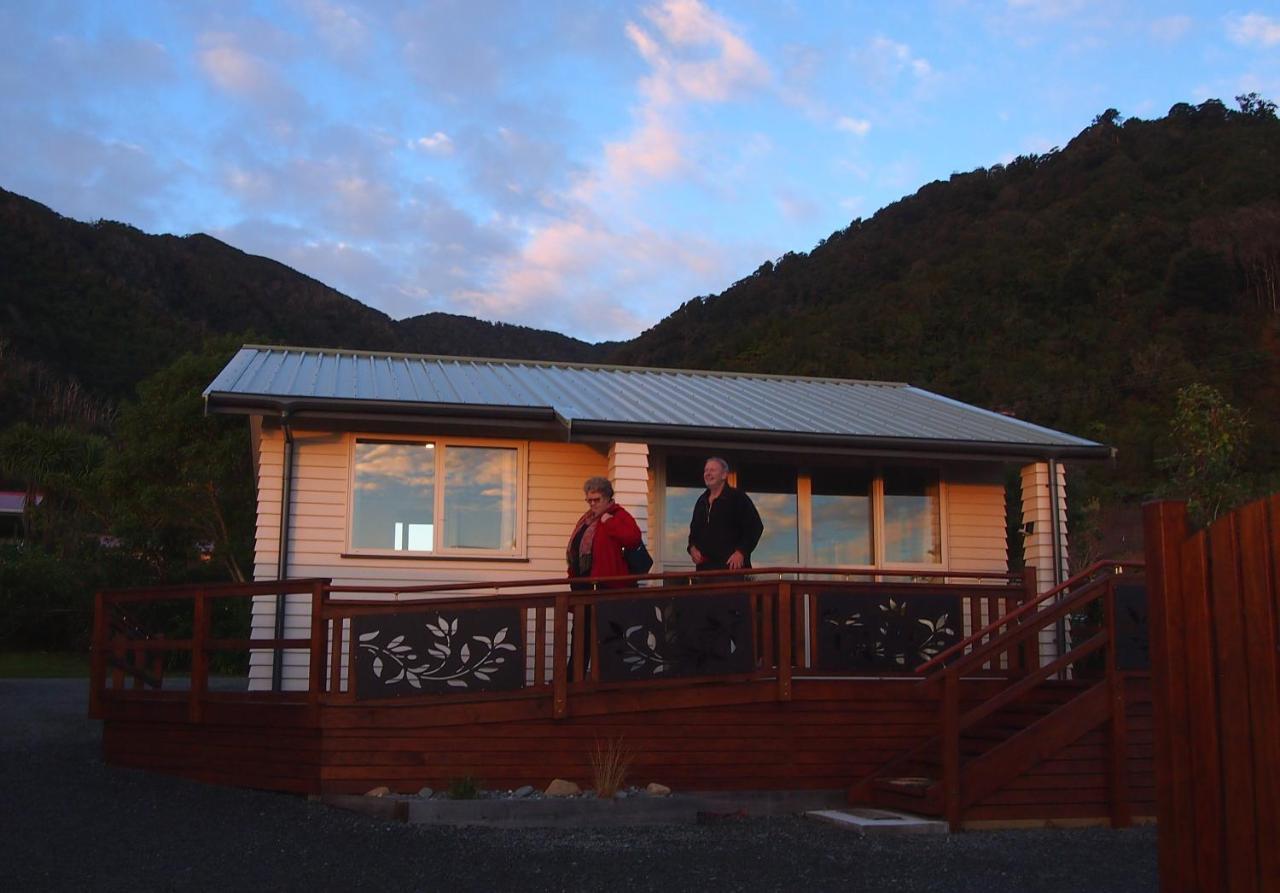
[[909, 561, 1145, 828], [91, 567, 1026, 723]]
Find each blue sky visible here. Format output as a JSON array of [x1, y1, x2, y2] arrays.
[[3, 1, 1278, 342]]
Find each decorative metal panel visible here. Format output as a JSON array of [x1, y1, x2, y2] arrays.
[[352, 608, 524, 699], [1114, 582, 1150, 671], [595, 594, 754, 681], [816, 591, 961, 672]]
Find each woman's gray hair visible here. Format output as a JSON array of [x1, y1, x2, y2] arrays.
[[582, 476, 614, 499]]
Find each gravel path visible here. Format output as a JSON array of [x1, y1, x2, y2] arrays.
[[0, 679, 1157, 892]]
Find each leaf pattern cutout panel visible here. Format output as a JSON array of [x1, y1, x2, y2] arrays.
[[596, 593, 754, 682], [816, 591, 961, 672], [352, 607, 524, 699]]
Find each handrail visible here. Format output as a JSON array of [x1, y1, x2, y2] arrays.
[[930, 576, 1111, 683], [915, 560, 1142, 675], [327, 565, 1022, 597]]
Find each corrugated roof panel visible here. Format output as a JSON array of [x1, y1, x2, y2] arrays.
[[203, 345, 1105, 455]]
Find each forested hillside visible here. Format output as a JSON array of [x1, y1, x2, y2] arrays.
[[613, 99, 1280, 503], [2, 99, 1279, 649], [0, 188, 605, 405]]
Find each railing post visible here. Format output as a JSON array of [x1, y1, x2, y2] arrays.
[[308, 580, 328, 708], [89, 591, 107, 719], [942, 671, 961, 830], [1103, 577, 1131, 827], [190, 590, 209, 724], [776, 582, 792, 702], [1020, 566, 1040, 674], [552, 592, 568, 719]]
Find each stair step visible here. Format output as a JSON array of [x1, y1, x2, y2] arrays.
[[872, 776, 935, 796], [806, 807, 948, 836]]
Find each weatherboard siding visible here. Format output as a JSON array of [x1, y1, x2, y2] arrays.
[[249, 426, 608, 690]]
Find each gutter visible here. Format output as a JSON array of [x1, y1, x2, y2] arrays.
[[273, 410, 294, 692]]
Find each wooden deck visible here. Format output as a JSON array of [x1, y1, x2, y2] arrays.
[[92, 565, 1153, 827]]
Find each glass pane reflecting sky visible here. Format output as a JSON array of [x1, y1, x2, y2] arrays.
[[443, 446, 517, 550], [811, 468, 872, 566], [884, 468, 941, 563], [352, 442, 435, 550], [663, 486, 700, 564], [749, 492, 797, 565]]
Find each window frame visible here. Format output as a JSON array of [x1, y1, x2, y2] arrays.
[[345, 435, 528, 560]]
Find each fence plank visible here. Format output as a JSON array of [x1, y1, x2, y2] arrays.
[[1238, 498, 1280, 890], [1207, 513, 1259, 893], [1178, 533, 1224, 891]]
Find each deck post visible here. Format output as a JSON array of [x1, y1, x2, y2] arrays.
[[308, 580, 329, 707], [1103, 577, 1131, 827], [190, 589, 209, 724], [776, 583, 792, 701], [942, 671, 961, 829], [89, 591, 107, 719], [552, 592, 568, 719]]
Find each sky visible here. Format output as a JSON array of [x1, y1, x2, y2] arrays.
[[2, 2, 1278, 343]]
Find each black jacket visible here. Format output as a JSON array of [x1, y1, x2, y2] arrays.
[[687, 484, 764, 569]]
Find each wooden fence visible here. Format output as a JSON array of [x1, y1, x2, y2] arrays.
[[1144, 496, 1280, 893]]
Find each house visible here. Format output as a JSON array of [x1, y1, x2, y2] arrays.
[[91, 343, 1150, 826], [202, 345, 1110, 692]]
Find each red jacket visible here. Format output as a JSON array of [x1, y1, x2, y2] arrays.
[[568, 503, 643, 586]]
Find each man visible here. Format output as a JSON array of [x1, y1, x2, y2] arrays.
[[687, 457, 764, 571]]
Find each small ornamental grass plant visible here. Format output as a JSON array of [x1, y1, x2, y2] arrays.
[[446, 775, 481, 799], [588, 736, 634, 798]]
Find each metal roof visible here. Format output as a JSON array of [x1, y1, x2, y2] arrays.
[[204, 345, 1110, 460]]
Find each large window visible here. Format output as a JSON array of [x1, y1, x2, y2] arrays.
[[350, 439, 522, 556], [661, 456, 941, 569]]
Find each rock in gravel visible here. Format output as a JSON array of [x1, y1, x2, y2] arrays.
[[513, 785, 534, 798], [365, 786, 390, 798], [645, 783, 671, 796], [544, 778, 580, 797], [416, 786, 434, 798]]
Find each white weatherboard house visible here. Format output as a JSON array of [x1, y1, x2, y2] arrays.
[[203, 345, 1110, 691]]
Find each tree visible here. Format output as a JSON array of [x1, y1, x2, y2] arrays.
[[0, 423, 107, 556], [100, 337, 254, 582], [1159, 383, 1251, 525], [1236, 92, 1278, 119]]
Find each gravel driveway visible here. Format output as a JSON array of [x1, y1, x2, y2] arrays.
[[0, 679, 1157, 892]]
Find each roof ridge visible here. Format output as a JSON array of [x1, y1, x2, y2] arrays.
[[236, 344, 908, 388]]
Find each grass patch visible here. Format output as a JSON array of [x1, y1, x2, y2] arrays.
[[0, 651, 91, 678]]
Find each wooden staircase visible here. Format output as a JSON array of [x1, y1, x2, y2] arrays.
[[849, 562, 1143, 829]]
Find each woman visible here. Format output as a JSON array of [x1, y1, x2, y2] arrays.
[[566, 476, 642, 589]]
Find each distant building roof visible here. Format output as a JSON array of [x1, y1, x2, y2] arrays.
[[204, 345, 1110, 460], [0, 491, 35, 514]]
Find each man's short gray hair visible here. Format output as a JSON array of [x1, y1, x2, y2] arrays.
[[583, 476, 614, 499], [705, 456, 730, 473]]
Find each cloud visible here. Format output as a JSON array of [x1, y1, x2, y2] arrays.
[[1150, 15, 1192, 43], [836, 116, 872, 137], [415, 132, 454, 155], [196, 31, 308, 125], [854, 36, 935, 90], [1226, 13, 1280, 47], [295, 0, 372, 59], [628, 0, 770, 105]]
